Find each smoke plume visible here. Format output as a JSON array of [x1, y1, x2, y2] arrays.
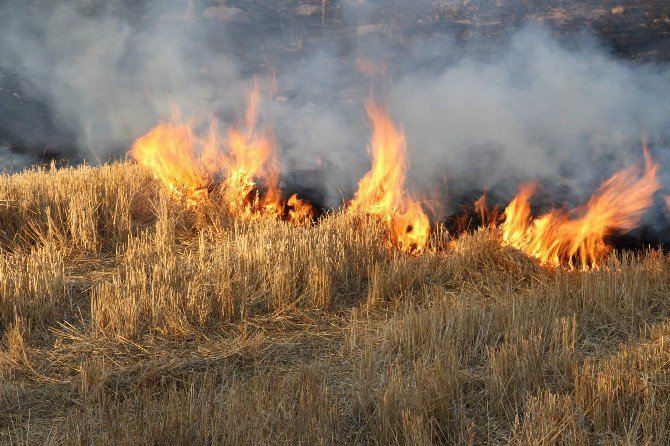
[[1, 1, 669, 234]]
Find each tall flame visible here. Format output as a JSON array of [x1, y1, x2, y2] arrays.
[[223, 80, 314, 223], [474, 192, 500, 229], [224, 79, 281, 218], [501, 146, 660, 269], [129, 79, 313, 224], [350, 99, 430, 253], [129, 112, 224, 206]]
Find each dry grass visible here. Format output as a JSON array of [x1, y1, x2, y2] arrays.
[[1, 162, 670, 444]]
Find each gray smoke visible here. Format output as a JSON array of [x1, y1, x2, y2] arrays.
[[1, 1, 669, 222], [391, 26, 670, 210], [0, 1, 243, 163]]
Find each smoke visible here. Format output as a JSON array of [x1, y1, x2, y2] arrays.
[[391, 26, 670, 210], [1, 0, 669, 230], [0, 1, 242, 164]]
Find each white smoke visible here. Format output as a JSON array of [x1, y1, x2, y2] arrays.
[[1, 1, 669, 217]]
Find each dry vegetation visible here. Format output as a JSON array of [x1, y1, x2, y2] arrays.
[[1, 162, 670, 445]]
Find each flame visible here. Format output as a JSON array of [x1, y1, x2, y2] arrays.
[[223, 80, 315, 223], [474, 192, 500, 229], [500, 147, 660, 269], [129, 114, 224, 206], [350, 99, 430, 253], [391, 201, 431, 252], [286, 194, 315, 224], [223, 79, 280, 218], [129, 79, 313, 224]]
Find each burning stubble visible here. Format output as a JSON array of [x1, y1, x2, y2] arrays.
[[3, 3, 670, 443], [2, 5, 670, 200], [130, 79, 315, 225], [348, 99, 430, 253], [500, 146, 660, 270], [130, 79, 665, 267]]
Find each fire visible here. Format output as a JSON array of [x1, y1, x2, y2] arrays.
[[129, 115, 224, 206], [500, 147, 660, 269], [287, 193, 316, 224], [474, 192, 500, 229], [129, 79, 313, 224], [223, 79, 281, 218], [222, 81, 315, 224], [129, 79, 663, 262], [350, 99, 430, 253], [390, 201, 431, 252]]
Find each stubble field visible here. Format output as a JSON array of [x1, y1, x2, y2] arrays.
[[1, 162, 669, 445]]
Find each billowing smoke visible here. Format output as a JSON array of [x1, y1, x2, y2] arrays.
[[1, 1, 669, 239], [391, 26, 670, 208], [0, 1, 243, 164]]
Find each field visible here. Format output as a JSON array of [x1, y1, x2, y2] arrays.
[[1, 0, 670, 444], [1, 162, 669, 445]]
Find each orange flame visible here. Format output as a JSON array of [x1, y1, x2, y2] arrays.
[[128, 113, 224, 206], [223, 80, 314, 224], [501, 147, 660, 269], [129, 79, 313, 224], [474, 192, 500, 229], [287, 194, 316, 224], [224, 79, 281, 218], [350, 99, 430, 252]]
